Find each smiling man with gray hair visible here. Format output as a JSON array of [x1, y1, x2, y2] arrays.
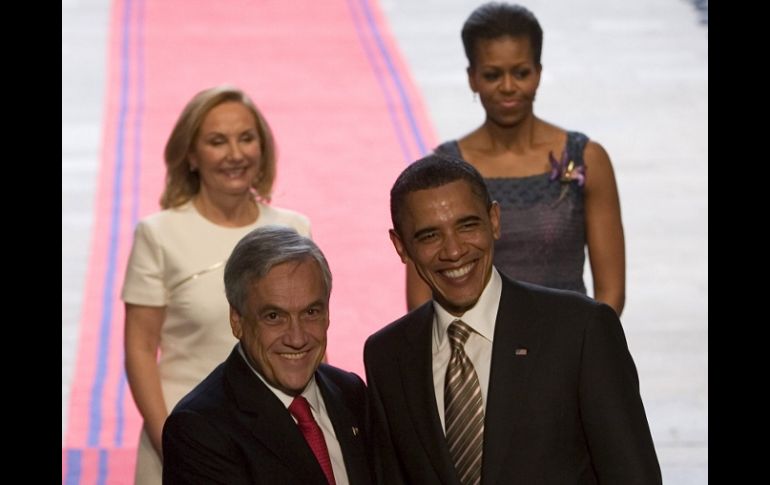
[[163, 226, 373, 485]]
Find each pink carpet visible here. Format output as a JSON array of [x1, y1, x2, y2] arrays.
[[62, 0, 436, 483]]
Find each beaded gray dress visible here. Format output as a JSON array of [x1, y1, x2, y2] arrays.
[[435, 131, 589, 293]]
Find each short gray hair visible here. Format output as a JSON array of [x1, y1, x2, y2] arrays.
[[224, 226, 332, 316]]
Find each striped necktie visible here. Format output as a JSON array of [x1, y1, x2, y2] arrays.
[[444, 320, 484, 485]]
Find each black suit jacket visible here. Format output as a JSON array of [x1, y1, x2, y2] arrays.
[[163, 346, 373, 484], [364, 273, 661, 484]]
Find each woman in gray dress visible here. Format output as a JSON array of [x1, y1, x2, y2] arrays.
[[407, 2, 626, 315]]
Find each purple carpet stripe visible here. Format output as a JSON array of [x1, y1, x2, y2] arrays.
[[358, 0, 429, 156], [346, 0, 413, 164], [116, 372, 128, 447], [88, 0, 136, 452], [65, 449, 82, 485], [97, 449, 109, 485], [115, 0, 146, 449]]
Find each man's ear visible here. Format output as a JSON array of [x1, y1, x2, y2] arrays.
[[230, 306, 244, 339], [389, 229, 410, 264]]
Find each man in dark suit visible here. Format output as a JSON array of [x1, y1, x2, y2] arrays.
[[364, 155, 661, 484], [163, 226, 373, 485]]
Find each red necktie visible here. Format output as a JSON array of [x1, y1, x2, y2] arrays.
[[289, 396, 337, 485]]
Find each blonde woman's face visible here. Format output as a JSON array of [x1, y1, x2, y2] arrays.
[[189, 101, 261, 197]]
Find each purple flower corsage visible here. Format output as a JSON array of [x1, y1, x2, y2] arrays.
[[549, 150, 586, 206]]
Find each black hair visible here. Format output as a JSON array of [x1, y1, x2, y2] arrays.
[[461, 2, 543, 67], [390, 154, 492, 235]]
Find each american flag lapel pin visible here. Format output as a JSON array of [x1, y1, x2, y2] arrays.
[[515, 348, 528, 356]]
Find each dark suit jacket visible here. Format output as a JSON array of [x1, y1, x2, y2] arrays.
[[163, 346, 373, 485], [364, 273, 661, 484]]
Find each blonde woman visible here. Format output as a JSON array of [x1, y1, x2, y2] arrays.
[[122, 85, 310, 484]]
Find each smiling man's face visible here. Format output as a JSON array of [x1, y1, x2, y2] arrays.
[[390, 180, 500, 316], [230, 258, 329, 395]]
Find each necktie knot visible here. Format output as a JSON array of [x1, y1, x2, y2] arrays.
[[289, 396, 314, 425], [448, 320, 473, 350]]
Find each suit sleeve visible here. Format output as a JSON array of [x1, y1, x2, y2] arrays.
[[578, 304, 662, 484], [363, 339, 406, 485], [162, 409, 251, 485]]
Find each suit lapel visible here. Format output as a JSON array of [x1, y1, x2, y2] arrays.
[[223, 348, 328, 484], [316, 368, 370, 484], [482, 276, 542, 485], [400, 303, 461, 485]]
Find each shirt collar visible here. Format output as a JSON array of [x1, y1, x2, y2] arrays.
[[237, 343, 320, 410], [433, 267, 502, 346]]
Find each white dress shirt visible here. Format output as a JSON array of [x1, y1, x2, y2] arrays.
[[432, 268, 502, 432], [238, 345, 349, 485]]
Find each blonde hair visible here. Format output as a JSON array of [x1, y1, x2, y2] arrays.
[[160, 85, 277, 209]]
